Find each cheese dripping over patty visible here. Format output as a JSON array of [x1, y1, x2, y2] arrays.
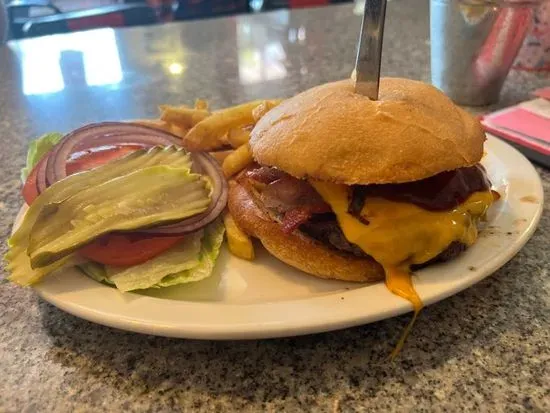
[[310, 181, 495, 355]]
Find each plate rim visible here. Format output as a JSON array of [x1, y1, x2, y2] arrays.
[[18, 135, 544, 339]]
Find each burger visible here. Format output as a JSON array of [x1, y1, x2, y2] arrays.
[[228, 78, 498, 309]]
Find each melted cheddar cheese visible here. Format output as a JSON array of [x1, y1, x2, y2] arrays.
[[310, 181, 494, 272], [310, 180, 495, 354], [385, 266, 422, 359]]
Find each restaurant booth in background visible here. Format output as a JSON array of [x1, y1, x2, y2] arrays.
[[173, 0, 352, 21], [3, 0, 354, 39], [174, 0, 248, 21]]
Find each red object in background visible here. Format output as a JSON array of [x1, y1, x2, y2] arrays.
[[67, 11, 125, 31], [534, 87, 550, 100], [514, 2, 550, 72], [475, 7, 533, 81], [488, 108, 550, 145], [481, 105, 550, 159], [289, 0, 328, 8], [147, 0, 174, 21]]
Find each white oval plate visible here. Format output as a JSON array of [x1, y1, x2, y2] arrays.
[[17, 136, 543, 339]]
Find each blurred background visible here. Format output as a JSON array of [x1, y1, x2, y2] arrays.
[[1, 1, 547, 72], [2, 1, 548, 74], [2, 0, 355, 40]]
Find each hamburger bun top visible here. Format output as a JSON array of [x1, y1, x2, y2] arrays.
[[250, 78, 486, 185]]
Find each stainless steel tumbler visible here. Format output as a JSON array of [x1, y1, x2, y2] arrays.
[[430, 0, 536, 106]]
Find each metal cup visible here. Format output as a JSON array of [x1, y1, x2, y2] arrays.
[[430, 0, 535, 106]]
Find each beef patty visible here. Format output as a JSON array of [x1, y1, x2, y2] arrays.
[[239, 164, 491, 264]]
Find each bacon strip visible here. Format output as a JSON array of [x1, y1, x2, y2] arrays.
[[261, 175, 329, 212], [281, 204, 332, 234], [281, 208, 312, 234], [242, 165, 332, 234], [245, 166, 287, 184]]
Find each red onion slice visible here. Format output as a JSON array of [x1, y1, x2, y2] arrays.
[[35, 153, 50, 194], [37, 121, 227, 235], [136, 152, 228, 235], [45, 122, 182, 185]]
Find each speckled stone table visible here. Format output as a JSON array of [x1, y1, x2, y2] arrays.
[[1, 1, 548, 412]]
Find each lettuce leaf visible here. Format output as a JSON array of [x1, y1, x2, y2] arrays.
[[77, 261, 112, 285], [156, 217, 225, 287], [21, 133, 63, 182], [107, 229, 204, 292], [77, 219, 225, 291]]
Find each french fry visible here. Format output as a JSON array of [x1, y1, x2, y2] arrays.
[[132, 119, 173, 133], [224, 212, 255, 260], [184, 100, 269, 151], [169, 123, 188, 139], [252, 99, 283, 123], [195, 99, 209, 111], [227, 127, 251, 148], [209, 150, 234, 164], [219, 132, 230, 146], [160, 105, 210, 128], [222, 143, 253, 178]]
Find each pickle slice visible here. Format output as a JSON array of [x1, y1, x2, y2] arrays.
[[7, 146, 194, 286], [28, 166, 210, 268]]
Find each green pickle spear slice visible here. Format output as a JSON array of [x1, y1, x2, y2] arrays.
[[28, 165, 210, 268], [6, 146, 197, 285]]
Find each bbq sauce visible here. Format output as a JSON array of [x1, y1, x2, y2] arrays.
[[352, 164, 491, 212]]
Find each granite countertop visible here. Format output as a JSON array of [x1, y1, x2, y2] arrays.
[[1, 1, 548, 411]]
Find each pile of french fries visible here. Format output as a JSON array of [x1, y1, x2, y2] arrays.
[[135, 98, 283, 261]]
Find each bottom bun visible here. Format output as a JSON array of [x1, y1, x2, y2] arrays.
[[227, 180, 384, 283]]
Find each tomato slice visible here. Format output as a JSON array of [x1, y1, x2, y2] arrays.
[[22, 156, 46, 205], [66, 144, 143, 175], [79, 233, 185, 267]]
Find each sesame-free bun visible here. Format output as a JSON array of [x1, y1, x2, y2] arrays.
[[250, 78, 485, 185], [227, 180, 384, 283]]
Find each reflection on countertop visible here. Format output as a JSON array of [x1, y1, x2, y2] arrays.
[[2, 6, 359, 132], [5, 9, 322, 97], [13, 29, 123, 95]]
